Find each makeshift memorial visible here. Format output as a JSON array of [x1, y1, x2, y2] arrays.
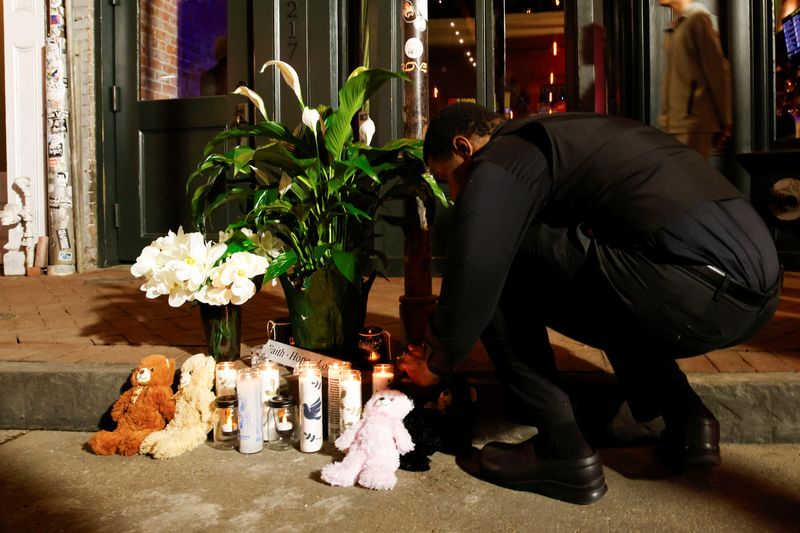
[[358, 326, 392, 364], [215, 361, 237, 396], [88, 354, 176, 456], [327, 361, 352, 443], [140, 353, 216, 459], [236, 368, 263, 453], [321, 390, 415, 490], [372, 364, 394, 395], [339, 369, 363, 432], [130, 227, 282, 362], [212, 395, 239, 449], [297, 362, 324, 452], [189, 60, 449, 353], [267, 395, 297, 451]]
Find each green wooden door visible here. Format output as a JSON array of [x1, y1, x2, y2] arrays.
[[111, 0, 252, 262]]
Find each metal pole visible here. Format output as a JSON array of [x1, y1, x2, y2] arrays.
[[398, 0, 436, 346]]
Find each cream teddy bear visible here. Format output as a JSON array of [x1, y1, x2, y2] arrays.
[[321, 389, 415, 490], [140, 353, 216, 459]]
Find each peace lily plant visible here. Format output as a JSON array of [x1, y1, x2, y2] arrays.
[[188, 60, 448, 290]]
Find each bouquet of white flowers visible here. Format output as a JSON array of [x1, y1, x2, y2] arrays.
[[131, 227, 283, 308]]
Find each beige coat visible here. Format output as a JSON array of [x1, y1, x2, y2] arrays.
[[659, 4, 732, 134]]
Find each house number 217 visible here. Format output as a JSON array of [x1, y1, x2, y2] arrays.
[[286, 1, 299, 59]]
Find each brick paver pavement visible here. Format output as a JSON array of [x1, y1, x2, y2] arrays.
[[0, 266, 797, 374]]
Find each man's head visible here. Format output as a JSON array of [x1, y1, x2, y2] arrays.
[[423, 103, 504, 197]]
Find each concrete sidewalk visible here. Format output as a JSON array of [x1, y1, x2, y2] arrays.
[[1, 267, 800, 442], [1, 430, 798, 532]]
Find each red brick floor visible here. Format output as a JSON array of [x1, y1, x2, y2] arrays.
[[0, 266, 797, 374]]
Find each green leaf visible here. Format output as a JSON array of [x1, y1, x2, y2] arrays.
[[340, 202, 372, 221], [324, 68, 408, 162], [233, 146, 255, 175], [331, 250, 357, 284], [266, 250, 298, 279], [423, 172, 452, 208], [339, 155, 379, 183]]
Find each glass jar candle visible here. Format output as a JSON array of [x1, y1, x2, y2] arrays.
[[326, 361, 352, 443], [339, 369, 362, 433], [372, 364, 394, 396], [267, 395, 297, 451], [257, 361, 281, 442], [297, 362, 323, 452], [215, 361, 237, 396], [212, 395, 238, 449], [236, 368, 263, 454]]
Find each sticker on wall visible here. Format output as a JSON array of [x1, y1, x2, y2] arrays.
[[56, 229, 71, 251], [404, 37, 423, 60], [402, 60, 428, 73], [402, 1, 416, 22]]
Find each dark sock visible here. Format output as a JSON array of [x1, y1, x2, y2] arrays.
[[662, 387, 712, 430], [534, 421, 594, 460]]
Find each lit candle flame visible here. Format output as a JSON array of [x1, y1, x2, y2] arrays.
[[368, 351, 380, 362]]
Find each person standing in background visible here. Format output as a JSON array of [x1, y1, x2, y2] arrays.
[[659, 0, 732, 159]]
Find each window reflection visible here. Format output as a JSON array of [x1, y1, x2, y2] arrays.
[[776, 1, 800, 143], [139, 0, 228, 101], [504, 0, 565, 118], [428, 1, 478, 117]]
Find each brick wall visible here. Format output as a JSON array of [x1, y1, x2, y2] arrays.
[[69, 0, 98, 271], [140, 0, 179, 100], [140, 0, 227, 100]]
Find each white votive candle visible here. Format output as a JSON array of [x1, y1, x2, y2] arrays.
[[257, 361, 281, 442], [372, 364, 394, 395], [215, 362, 237, 396], [339, 369, 362, 433], [327, 361, 351, 443], [298, 362, 323, 453], [236, 368, 263, 454]]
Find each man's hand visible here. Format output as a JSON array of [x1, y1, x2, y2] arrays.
[[398, 344, 441, 387]]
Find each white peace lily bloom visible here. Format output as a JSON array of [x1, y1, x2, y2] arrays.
[[232, 85, 268, 121], [359, 115, 376, 145], [131, 244, 161, 278], [261, 60, 304, 106], [302, 107, 320, 135], [278, 173, 293, 197], [214, 252, 270, 305], [253, 231, 285, 259], [196, 284, 230, 306]]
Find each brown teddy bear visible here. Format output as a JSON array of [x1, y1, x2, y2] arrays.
[[88, 354, 177, 456]]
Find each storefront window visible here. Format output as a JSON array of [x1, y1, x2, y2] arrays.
[[775, 0, 800, 144], [139, 0, 228, 101], [428, 1, 478, 117], [503, 0, 565, 118]]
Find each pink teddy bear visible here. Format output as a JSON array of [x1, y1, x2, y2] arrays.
[[321, 389, 415, 490]]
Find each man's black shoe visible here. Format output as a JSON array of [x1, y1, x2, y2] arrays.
[[657, 410, 721, 469], [479, 437, 607, 505]]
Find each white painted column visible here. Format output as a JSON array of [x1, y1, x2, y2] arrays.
[[3, 1, 47, 262]]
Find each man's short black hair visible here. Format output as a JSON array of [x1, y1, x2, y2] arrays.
[[423, 103, 503, 162]]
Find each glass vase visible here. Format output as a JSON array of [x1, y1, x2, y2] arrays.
[[199, 303, 242, 362]]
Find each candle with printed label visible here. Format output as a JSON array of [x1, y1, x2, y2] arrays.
[[215, 362, 237, 396], [339, 369, 362, 433], [236, 368, 263, 454], [298, 362, 323, 453], [327, 361, 352, 443], [372, 364, 394, 395]]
